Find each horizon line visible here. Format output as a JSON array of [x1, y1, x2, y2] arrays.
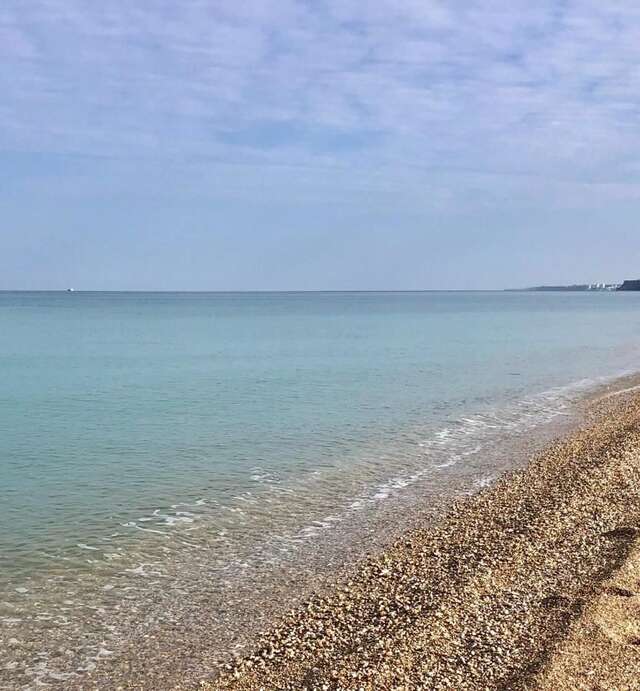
[[0, 288, 511, 294], [0, 287, 623, 294]]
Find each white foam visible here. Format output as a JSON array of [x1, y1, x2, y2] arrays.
[[596, 382, 640, 401], [124, 563, 166, 578], [332, 374, 617, 521], [162, 515, 194, 526]]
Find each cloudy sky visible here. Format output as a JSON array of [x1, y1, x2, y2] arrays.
[[1, 1, 639, 289]]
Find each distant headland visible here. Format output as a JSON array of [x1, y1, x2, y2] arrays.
[[618, 279, 640, 291], [508, 280, 640, 292]]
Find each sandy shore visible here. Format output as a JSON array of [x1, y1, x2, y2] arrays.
[[210, 386, 640, 690]]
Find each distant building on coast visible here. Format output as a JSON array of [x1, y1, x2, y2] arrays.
[[514, 283, 620, 292], [588, 282, 619, 291]]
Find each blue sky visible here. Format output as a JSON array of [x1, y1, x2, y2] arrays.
[[1, 0, 639, 289]]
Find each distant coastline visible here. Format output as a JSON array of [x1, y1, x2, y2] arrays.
[[508, 280, 640, 292], [618, 279, 640, 291], [507, 283, 619, 292]]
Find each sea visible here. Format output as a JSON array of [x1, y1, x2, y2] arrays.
[[2, 290, 640, 687]]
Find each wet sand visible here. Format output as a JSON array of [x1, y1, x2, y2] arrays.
[[210, 385, 640, 690]]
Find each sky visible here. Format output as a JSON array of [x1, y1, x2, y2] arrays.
[[1, 1, 640, 290]]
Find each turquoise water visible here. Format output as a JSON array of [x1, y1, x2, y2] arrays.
[[3, 290, 640, 567], [2, 290, 640, 685]]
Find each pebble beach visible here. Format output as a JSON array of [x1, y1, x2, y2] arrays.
[[209, 383, 640, 690]]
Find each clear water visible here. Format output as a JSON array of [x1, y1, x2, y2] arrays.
[[1, 290, 640, 686]]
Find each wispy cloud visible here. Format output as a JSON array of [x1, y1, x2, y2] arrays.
[[2, 0, 640, 186]]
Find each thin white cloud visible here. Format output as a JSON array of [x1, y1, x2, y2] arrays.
[[1, 0, 640, 186]]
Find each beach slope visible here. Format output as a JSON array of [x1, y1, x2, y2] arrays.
[[214, 391, 640, 690]]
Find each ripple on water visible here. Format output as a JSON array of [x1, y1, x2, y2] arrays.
[[0, 373, 633, 688]]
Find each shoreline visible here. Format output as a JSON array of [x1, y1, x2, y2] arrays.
[[6, 372, 640, 689], [209, 379, 640, 690], [62, 378, 591, 690]]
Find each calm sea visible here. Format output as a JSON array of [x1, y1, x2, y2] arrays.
[[2, 290, 640, 686]]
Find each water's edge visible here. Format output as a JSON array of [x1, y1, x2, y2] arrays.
[[4, 369, 640, 690]]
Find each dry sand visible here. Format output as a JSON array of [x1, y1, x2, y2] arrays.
[[210, 388, 640, 690], [533, 542, 640, 690]]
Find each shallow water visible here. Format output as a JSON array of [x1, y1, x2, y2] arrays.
[[1, 290, 640, 687]]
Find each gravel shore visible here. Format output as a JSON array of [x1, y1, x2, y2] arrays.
[[212, 387, 640, 690]]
